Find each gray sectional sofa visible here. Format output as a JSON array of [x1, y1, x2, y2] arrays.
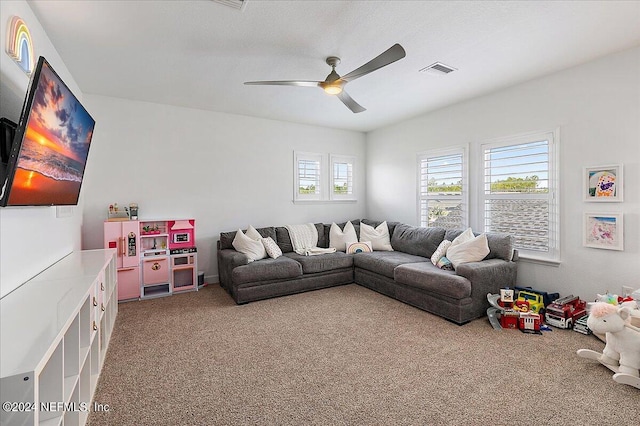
[[217, 219, 518, 324]]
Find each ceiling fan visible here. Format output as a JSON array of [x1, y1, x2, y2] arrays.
[[244, 43, 406, 113]]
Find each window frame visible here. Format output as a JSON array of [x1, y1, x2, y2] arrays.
[[329, 154, 356, 201], [293, 151, 324, 202], [293, 151, 357, 203], [416, 146, 468, 229], [478, 129, 559, 263]]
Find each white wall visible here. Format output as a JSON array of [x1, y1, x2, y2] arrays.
[[2, 0, 637, 303], [80, 95, 366, 282], [0, 0, 86, 298], [366, 47, 640, 301]]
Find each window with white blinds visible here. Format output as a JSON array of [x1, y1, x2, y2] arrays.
[[330, 155, 355, 200], [480, 131, 558, 261], [294, 151, 357, 202], [418, 148, 467, 229], [294, 152, 323, 201]]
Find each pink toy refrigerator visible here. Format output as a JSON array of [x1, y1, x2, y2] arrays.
[[104, 220, 140, 301]]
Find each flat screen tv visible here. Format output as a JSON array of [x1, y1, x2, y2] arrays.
[[0, 56, 95, 207]]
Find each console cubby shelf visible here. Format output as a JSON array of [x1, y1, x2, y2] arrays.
[[0, 250, 117, 426]]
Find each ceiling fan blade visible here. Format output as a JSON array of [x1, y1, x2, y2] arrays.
[[244, 80, 321, 87], [341, 44, 406, 82], [337, 91, 366, 113]]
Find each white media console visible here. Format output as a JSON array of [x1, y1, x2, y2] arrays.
[[1, 249, 117, 426]]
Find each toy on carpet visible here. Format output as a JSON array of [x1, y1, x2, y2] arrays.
[[573, 315, 591, 335], [487, 289, 543, 333], [544, 295, 587, 329], [596, 293, 619, 305], [596, 292, 639, 308], [576, 302, 640, 389], [594, 293, 640, 328], [515, 286, 559, 313]]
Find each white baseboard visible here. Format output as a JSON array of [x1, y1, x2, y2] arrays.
[[204, 274, 219, 285]]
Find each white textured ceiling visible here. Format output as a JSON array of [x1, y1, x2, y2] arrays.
[[27, 0, 640, 132]]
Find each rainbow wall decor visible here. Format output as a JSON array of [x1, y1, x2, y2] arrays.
[[6, 16, 35, 75]]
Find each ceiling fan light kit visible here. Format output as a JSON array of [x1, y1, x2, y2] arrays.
[[321, 56, 343, 94], [244, 43, 406, 113], [322, 84, 343, 95]]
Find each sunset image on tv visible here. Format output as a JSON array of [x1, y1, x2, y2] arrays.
[[6, 59, 94, 205]]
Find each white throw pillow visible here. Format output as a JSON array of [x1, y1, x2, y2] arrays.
[[232, 228, 267, 262], [347, 241, 373, 254], [261, 237, 282, 259], [450, 227, 475, 248], [245, 225, 262, 241], [329, 221, 358, 252], [359, 221, 393, 251], [246, 225, 268, 260], [446, 233, 490, 269], [431, 239, 452, 265]]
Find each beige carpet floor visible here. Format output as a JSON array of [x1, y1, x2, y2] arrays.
[[88, 284, 639, 425]]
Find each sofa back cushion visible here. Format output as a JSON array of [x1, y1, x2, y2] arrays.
[[391, 224, 445, 258], [220, 226, 276, 250], [275, 223, 326, 253], [445, 229, 514, 261]]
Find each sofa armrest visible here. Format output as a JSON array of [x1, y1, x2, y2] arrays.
[[455, 259, 517, 299], [217, 248, 250, 290], [219, 248, 250, 265]]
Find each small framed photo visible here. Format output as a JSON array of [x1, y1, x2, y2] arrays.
[[583, 213, 623, 251], [584, 164, 623, 202]]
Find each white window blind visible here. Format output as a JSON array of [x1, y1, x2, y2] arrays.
[[418, 148, 467, 229], [330, 155, 355, 200], [294, 152, 323, 201], [481, 131, 558, 260]]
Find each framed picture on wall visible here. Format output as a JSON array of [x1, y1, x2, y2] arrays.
[[583, 164, 623, 202], [583, 213, 623, 251]]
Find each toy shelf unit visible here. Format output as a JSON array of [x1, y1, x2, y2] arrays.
[[103, 218, 197, 301], [0, 250, 117, 426]]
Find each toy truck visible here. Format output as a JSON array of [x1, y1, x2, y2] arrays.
[[515, 287, 559, 309], [573, 314, 591, 335], [514, 290, 545, 315], [545, 295, 587, 329]]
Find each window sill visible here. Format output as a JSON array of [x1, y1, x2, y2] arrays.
[[517, 255, 561, 267], [292, 199, 357, 205]]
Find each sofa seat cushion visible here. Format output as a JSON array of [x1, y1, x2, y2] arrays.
[[353, 251, 428, 279], [283, 252, 353, 274], [232, 256, 302, 285], [394, 262, 472, 300]]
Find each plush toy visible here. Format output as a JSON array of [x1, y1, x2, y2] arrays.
[[577, 302, 640, 388], [596, 293, 619, 305], [619, 298, 639, 311]]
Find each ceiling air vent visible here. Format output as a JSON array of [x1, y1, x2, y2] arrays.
[[211, 0, 247, 11], [419, 62, 457, 76]]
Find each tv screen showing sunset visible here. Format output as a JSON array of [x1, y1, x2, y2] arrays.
[[5, 58, 94, 206]]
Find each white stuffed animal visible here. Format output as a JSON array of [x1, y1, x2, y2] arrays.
[[586, 302, 640, 377]]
